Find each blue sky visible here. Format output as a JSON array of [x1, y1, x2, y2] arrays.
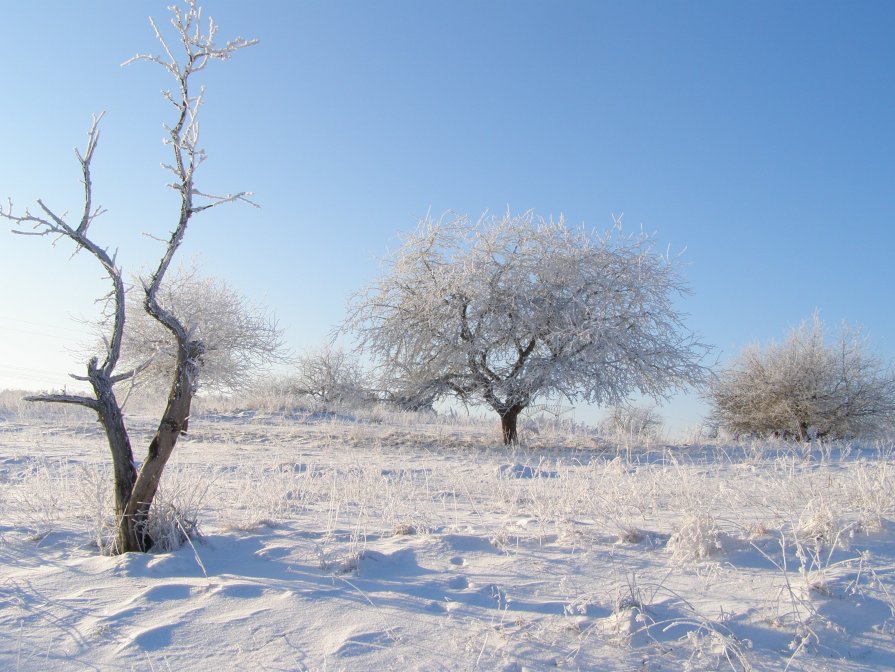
[[1, 1, 893, 434]]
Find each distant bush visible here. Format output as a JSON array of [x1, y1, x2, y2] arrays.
[[601, 404, 664, 439], [709, 314, 895, 440], [291, 346, 373, 406]]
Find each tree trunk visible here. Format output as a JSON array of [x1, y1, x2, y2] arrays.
[[500, 405, 525, 445], [121, 340, 203, 552], [87, 368, 139, 553], [102, 408, 140, 553]]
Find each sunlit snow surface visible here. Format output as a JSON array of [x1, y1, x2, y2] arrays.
[[2, 406, 895, 671]]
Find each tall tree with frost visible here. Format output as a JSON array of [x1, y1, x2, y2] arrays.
[[345, 212, 709, 444], [1, 1, 257, 552]]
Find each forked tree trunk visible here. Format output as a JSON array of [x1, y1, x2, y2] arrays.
[[88, 343, 201, 553], [500, 405, 525, 445]]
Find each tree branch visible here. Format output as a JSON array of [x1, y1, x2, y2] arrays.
[[24, 393, 101, 412]]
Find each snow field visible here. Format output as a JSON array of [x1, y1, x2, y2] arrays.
[[2, 410, 895, 670]]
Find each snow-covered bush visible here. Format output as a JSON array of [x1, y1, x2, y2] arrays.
[[290, 345, 372, 406], [115, 267, 286, 396], [709, 313, 895, 440], [667, 513, 723, 563]]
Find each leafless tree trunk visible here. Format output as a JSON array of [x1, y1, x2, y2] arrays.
[[2, 1, 256, 553], [123, 339, 204, 550], [499, 405, 524, 445]]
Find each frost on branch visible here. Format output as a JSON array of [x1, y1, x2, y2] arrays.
[[123, 0, 259, 217], [345, 211, 710, 444]]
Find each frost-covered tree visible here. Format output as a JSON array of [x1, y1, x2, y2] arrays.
[[116, 268, 285, 397], [345, 212, 709, 444], [292, 345, 370, 405], [710, 313, 895, 440], [1, 1, 256, 552]]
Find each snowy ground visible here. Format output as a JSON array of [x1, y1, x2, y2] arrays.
[[2, 404, 895, 671]]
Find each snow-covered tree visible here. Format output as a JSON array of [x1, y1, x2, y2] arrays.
[[710, 313, 895, 440], [345, 211, 709, 444], [1, 1, 256, 552], [116, 268, 285, 396]]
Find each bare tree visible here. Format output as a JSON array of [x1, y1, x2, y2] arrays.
[[710, 313, 895, 440], [116, 267, 286, 397], [1, 1, 256, 552], [344, 211, 709, 444]]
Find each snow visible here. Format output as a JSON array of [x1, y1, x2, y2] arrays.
[[2, 408, 895, 671]]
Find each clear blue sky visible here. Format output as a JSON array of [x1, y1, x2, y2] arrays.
[[1, 1, 893, 434]]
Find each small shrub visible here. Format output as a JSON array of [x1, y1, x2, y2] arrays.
[[667, 513, 722, 563]]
